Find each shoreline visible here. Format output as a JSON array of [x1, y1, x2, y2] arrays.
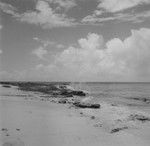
[[1, 84, 150, 146]]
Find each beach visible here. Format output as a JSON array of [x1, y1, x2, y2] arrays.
[[1, 0, 150, 145], [0, 83, 150, 146]]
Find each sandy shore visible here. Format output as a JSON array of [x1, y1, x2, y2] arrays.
[[1, 85, 150, 146]]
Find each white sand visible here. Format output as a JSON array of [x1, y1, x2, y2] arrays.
[[0, 86, 150, 146]]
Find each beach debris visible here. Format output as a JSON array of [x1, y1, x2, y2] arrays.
[[91, 116, 96, 119], [110, 126, 128, 133], [111, 104, 118, 106], [129, 114, 150, 122], [2, 85, 11, 88], [128, 97, 150, 104], [6, 133, 10, 136], [58, 85, 67, 90], [58, 99, 68, 104], [74, 102, 100, 109], [51, 100, 57, 103], [94, 123, 102, 127], [1, 128, 8, 131]]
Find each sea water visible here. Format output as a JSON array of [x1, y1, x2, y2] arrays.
[[70, 82, 150, 108]]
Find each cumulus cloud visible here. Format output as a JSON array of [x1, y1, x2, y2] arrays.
[[56, 44, 65, 49], [18, 1, 76, 28], [1, 28, 150, 81], [32, 28, 150, 81], [0, 1, 18, 16], [0, 1, 76, 29], [32, 46, 48, 60], [82, 0, 150, 24], [98, 0, 150, 12], [33, 37, 55, 47], [46, 0, 77, 11], [33, 37, 65, 52]]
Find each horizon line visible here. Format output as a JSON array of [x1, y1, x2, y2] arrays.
[[1, 81, 150, 84]]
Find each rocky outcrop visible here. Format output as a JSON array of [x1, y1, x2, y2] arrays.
[[60, 90, 86, 97], [0, 82, 86, 98], [73, 102, 100, 109]]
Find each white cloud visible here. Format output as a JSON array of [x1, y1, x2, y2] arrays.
[[46, 0, 77, 11], [1, 28, 150, 81], [0, 1, 17, 16], [18, 1, 76, 28], [33, 37, 55, 47], [0, 1, 76, 29], [82, 9, 150, 24], [82, 15, 115, 23], [33, 37, 65, 51], [33, 28, 150, 81], [94, 10, 103, 16], [32, 46, 48, 59], [98, 0, 150, 12], [82, 0, 150, 24]]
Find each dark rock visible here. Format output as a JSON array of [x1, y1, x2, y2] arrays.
[[52, 91, 61, 96], [111, 127, 128, 133], [58, 99, 68, 104], [91, 116, 95, 119], [6, 134, 10, 136], [111, 104, 117, 106], [60, 90, 73, 97], [129, 114, 150, 122], [129, 97, 150, 103], [59, 85, 67, 90], [60, 90, 86, 97], [73, 101, 80, 105], [71, 91, 86, 96], [2, 85, 11, 88], [74, 102, 100, 109], [1, 128, 8, 131]]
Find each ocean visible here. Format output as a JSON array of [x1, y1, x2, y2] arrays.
[[70, 82, 150, 107], [1, 82, 150, 109]]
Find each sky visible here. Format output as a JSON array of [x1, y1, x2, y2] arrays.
[[0, 0, 150, 82]]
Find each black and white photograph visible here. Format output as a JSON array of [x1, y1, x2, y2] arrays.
[[0, 0, 150, 146]]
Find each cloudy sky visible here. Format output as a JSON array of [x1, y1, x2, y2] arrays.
[[0, 0, 150, 81]]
